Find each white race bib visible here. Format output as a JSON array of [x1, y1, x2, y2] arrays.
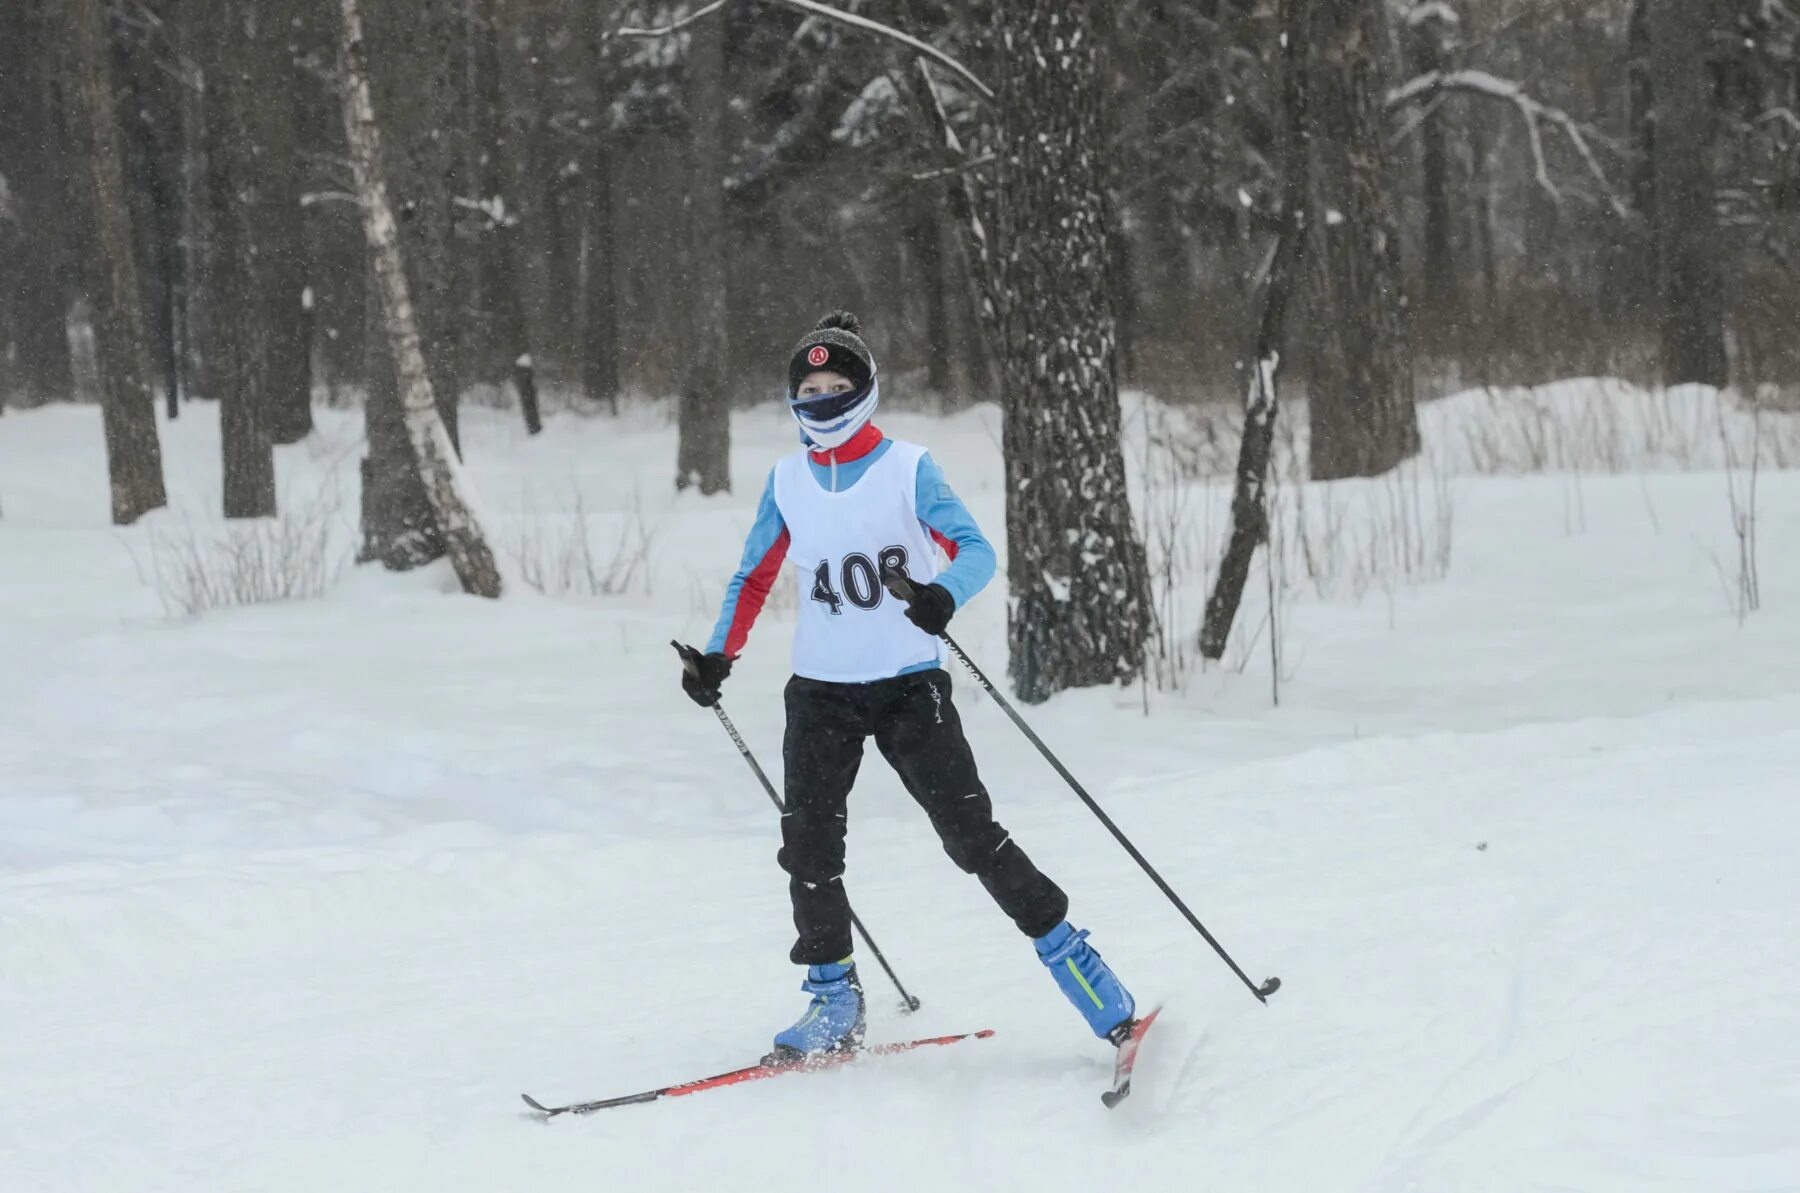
[[773, 441, 946, 684]]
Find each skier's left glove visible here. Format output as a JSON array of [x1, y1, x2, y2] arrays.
[[899, 582, 957, 637], [674, 642, 733, 707]]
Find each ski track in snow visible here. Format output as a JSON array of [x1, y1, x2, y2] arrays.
[[2, 391, 1798, 1192]]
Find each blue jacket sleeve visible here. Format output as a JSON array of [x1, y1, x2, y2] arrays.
[[915, 453, 996, 609], [706, 469, 790, 656]]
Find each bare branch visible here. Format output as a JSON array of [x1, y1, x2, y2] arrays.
[[767, 0, 993, 101], [909, 154, 995, 183], [616, 0, 733, 39], [611, 0, 990, 103], [1389, 69, 1629, 218], [1760, 107, 1800, 135], [910, 59, 999, 322]]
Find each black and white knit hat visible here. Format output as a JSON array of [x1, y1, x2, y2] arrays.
[[787, 310, 877, 397]]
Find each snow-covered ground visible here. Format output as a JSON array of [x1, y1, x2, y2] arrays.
[[2, 386, 1797, 1192]]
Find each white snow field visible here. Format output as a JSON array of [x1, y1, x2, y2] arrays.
[[3, 385, 1798, 1193]]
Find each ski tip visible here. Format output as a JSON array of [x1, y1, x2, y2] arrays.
[[974, 1029, 997, 1040], [521, 1093, 559, 1116]]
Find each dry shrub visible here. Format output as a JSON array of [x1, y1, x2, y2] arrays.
[[505, 485, 654, 599], [135, 485, 347, 616]]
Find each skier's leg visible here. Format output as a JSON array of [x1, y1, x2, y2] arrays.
[[779, 676, 870, 966], [876, 670, 1134, 1038], [873, 669, 1068, 937]]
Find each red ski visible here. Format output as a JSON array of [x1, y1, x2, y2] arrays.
[[1101, 1006, 1162, 1108], [522, 1029, 996, 1117]]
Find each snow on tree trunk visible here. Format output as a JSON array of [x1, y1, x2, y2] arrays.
[[994, 1, 1151, 704], [1200, 0, 1313, 662], [62, 0, 168, 526], [1647, 0, 1729, 387], [1303, 0, 1419, 482], [676, 10, 731, 495], [338, 0, 502, 599]]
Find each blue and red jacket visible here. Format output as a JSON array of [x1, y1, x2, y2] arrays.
[[706, 423, 997, 663]]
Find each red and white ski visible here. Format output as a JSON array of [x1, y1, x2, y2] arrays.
[[522, 1029, 995, 1117], [1101, 1006, 1162, 1108]]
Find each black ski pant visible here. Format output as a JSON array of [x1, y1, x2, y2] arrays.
[[779, 668, 1069, 966]]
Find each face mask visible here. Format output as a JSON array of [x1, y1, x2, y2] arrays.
[[789, 375, 879, 450]]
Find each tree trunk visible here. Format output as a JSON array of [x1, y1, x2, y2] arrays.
[[1408, 6, 1454, 310], [1200, 0, 1312, 662], [206, 0, 279, 518], [675, 11, 731, 495], [259, 22, 315, 446], [119, 31, 183, 423], [0, 0, 76, 406], [63, 0, 168, 525], [364, 0, 462, 450], [582, 139, 621, 413], [914, 198, 952, 399], [1303, 0, 1418, 481], [339, 0, 503, 598], [476, 0, 542, 435], [581, 9, 621, 413], [1647, 0, 1729, 387], [994, 0, 1151, 703]]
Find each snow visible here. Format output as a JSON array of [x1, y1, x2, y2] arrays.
[[2, 385, 1798, 1192]]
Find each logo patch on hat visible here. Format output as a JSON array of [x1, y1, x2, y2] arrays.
[[807, 345, 830, 368]]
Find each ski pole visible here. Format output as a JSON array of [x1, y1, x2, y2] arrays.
[[672, 642, 922, 1013], [879, 573, 1282, 1005]]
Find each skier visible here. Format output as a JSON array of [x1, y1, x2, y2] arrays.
[[679, 310, 1138, 1064]]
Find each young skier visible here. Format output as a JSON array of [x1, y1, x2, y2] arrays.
[[679, 311, 1138, 1063]]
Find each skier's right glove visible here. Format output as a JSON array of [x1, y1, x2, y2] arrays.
[[676, 643, 733, 707]]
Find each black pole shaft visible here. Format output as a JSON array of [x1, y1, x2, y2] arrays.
[[706, 703, 923, 1013], [671, 643, 921, 1012], [879, 573, 1278, 1004]]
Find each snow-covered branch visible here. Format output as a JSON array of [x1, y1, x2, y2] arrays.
[[1760, 107, 1800, 135], [616, 0, 733, 39], [1389, 69, 1628, 218], [765, 0, 993, 102], [612, 0, 991, 102]]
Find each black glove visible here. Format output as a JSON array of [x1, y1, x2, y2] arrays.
[[675, 642, 733, 707], [899, 582, 957, 636]]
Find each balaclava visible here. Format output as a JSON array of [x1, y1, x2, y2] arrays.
[[787, 310, 879, 451]]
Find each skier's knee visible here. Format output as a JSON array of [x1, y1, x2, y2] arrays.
[[778, 840, 844, 884], [937, 822, 1010, 876]]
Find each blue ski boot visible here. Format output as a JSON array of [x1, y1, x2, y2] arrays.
[[765, 959, 866, 1064], [1035, 922, 1136, 1042]]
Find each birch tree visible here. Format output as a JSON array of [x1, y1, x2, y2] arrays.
[[338, 0, 503, 598]]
